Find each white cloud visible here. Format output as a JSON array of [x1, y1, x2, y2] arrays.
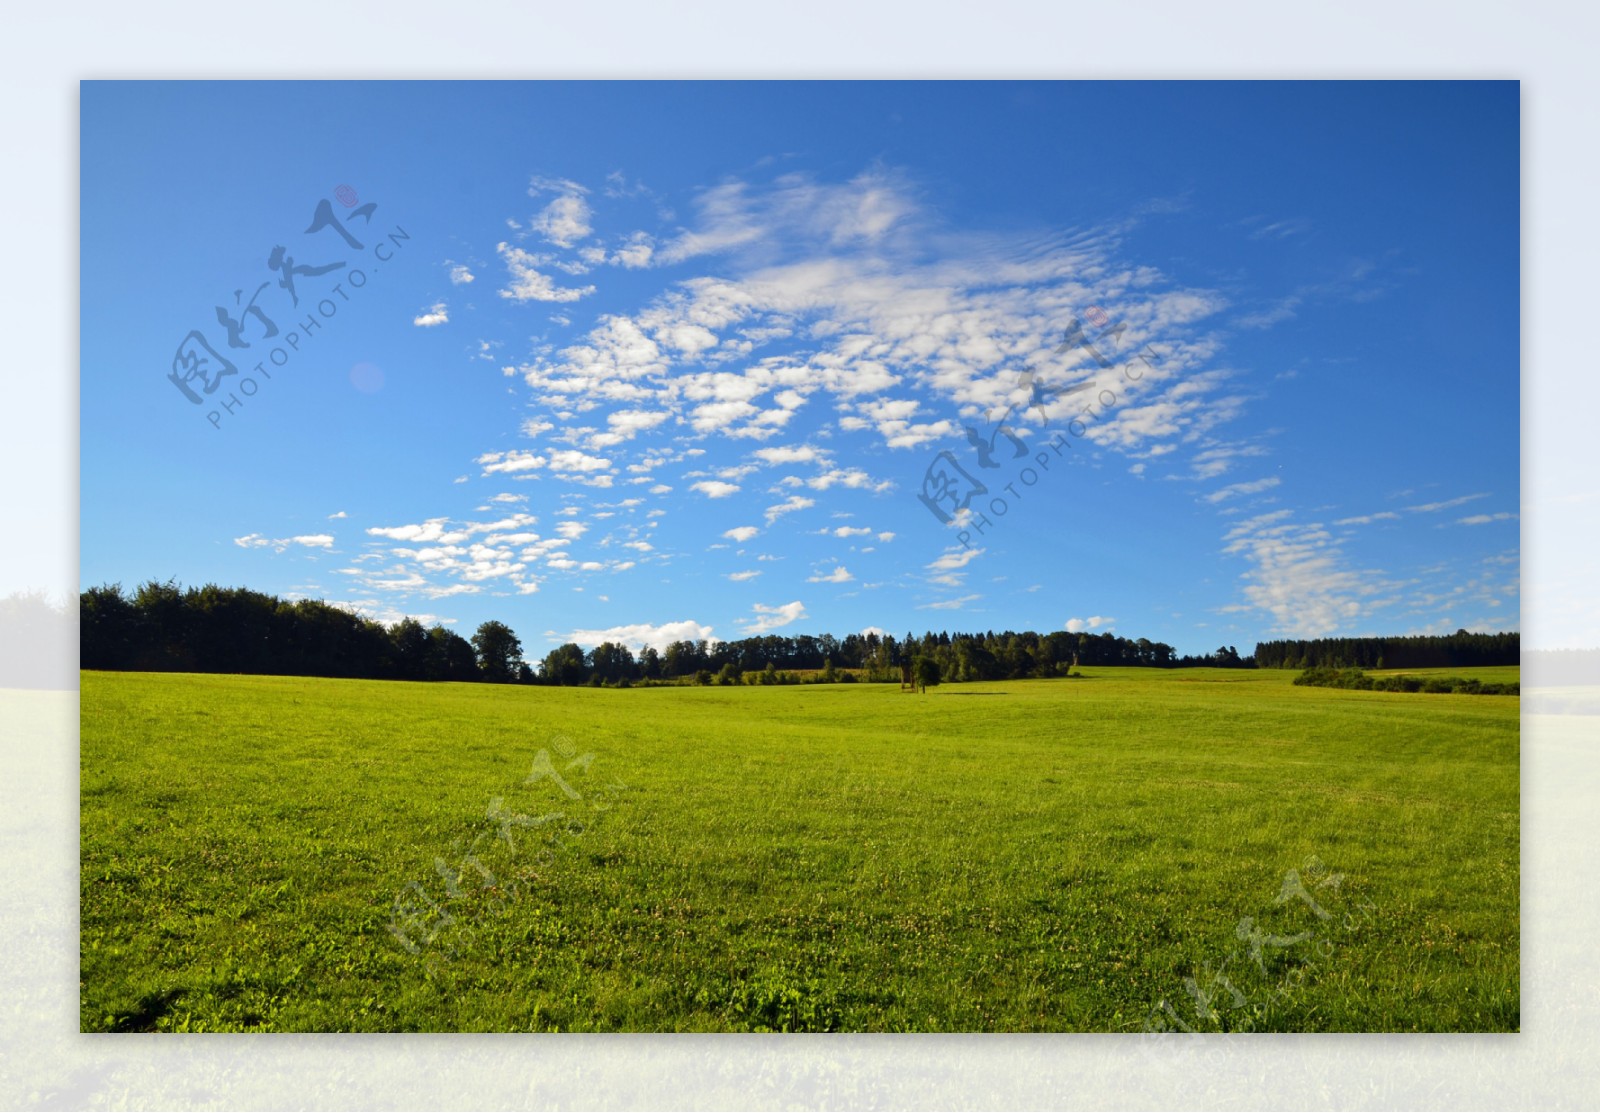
[[727, 570, 761, 582], [594, 408, 671, 447], [1204, 476, 1281, 504], [531, 192, 593, 248], [491, 173, 1238, 484], [1235, 296, 1302, 330], [723, 526, 760, 542], [549, 449, 612, 473], [1334, 511, 1400, 526], [807, 565, 853, 584], [233, 532, 335, 552], [413, 302, 449, 327], [328, 511, 347, 519], [449, 264, 475, 285], [692, 480, 740, 499], [803, 467, 895, 493], [740, 600, 807, 635], [477, 451, 546, 475], [610, 231, 655, 269], [422, 583, 481, 599], [329, 600, 450, 626], [496, 242, 596, 303], [1458, 512, 1518, 526], [476, 448, 612, 477], [1222, 510, 1387, 637], [1407, 492, 1489, 514], [754, 444, 825, 465], [659, 170, 917, 266], [1064, 615, 1115, 633], [919, 594, 980, 610], [928, 546, 983, 572], [765, 495, 815, 524], [566, 619, 716, 652]]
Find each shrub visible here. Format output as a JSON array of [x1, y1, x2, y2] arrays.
[[1294, 666, 1511, 696]]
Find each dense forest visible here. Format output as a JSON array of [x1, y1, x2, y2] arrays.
[[1253, 631, 1519, 670], [79, 581, 1524, 687], [78, 580, 1251, 686]]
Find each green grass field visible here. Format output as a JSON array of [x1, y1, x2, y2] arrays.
[[79, 667, 1519, 1033]]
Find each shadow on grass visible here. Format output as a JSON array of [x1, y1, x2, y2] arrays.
[[107, 988, 184, 1033]]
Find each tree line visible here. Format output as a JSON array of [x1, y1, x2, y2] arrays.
[[1253, 630, 1519, 670], [79, 580, 1259, 685]]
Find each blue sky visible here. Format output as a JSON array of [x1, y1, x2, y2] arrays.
[[80, 80, 1520, 657]]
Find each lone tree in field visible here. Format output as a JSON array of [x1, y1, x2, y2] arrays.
[[913, 655, 942, 694], [471, 620, 523, 683]]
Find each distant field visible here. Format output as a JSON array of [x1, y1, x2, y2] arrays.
[[79, 667, 1519, 1032]]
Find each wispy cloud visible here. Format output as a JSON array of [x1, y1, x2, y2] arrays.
[[1204, 476, 1281, 504], [1221, 510, 1388, 636], [1408, 492, 1490, 514], [918, 594, 980, 611], [1334, 511, 1400, 526], [1241, 215, 1313, 241]]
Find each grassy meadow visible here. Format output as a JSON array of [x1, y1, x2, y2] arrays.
[[79, 667, 1519, 1032]]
